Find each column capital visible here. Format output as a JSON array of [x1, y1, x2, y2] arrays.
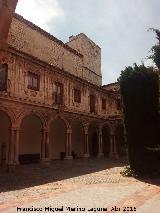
[[83, 122, 89, 130], [84, 127, 88, 134], [98, 127, 102, 136], [41, 128, 49, 133], [66, 128, 72, 134], [10, 127, 17, 131], [98, 124, 103, 131]]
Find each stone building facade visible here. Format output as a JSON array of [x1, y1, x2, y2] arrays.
[[0, 0, 125, 169]]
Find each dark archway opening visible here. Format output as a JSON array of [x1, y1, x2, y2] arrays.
[[89, 123, 99, 157], [71, 120, 84, 158], [115, 124, 126, 157], [49, 117, 66, 160], [19, 114, 42, 164], [102, 126, 110, 157], [0, 110, 11, 166]]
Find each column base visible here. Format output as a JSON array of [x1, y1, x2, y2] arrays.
[[15, 160, 20, 165], [41, 158, 50, 167], [64, 155, 73, 160], [83, 153, 90, 158], [109, 152, 119, 159], [109, 152, 114, 159], [7, 163, 16, 172], [97, 153, 104, 158], [114, 153, 119, 160]]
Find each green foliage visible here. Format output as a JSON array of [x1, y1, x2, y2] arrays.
[[118, 64, 159, 176], [148, 28, 160, 69], [120, 165, 136, 177]]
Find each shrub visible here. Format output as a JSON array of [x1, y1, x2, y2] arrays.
[[118, 64, 159, 176]]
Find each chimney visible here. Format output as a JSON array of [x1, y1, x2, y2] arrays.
[[0, 0, 18, 62]]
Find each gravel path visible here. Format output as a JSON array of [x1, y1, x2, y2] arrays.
[[0, 158, 159, 213]]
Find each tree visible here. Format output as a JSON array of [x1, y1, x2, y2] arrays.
[[118, 64, 159, 176], [148, 28, 160, 69]]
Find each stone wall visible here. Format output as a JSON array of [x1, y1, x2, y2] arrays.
[[8, 15, 102, 86], [67, 33, 102, 85], [103, 83, 120, 92], [8, 15, 83, 80], [4, 50, 120, 119]]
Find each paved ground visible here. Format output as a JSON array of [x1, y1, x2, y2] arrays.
[[0, 158, 159, 213]]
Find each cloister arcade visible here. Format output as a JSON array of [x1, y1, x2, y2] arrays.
[[0, 106, 126, 169], [0, 0, 125, 171]]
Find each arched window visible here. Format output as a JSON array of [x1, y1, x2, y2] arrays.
[[0, 64, 8, 91]]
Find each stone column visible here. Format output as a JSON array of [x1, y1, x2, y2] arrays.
[[65, 129, 73, 160], [14, 128, 20, 165], [113, 134, 119, 159], [109, 132, 114, 159], [7, 127, 16, 171], [41, 129, 50, 165], [0, 0, 18, 45], [109, 124, 119, 159], [41, 129, 46, 160], [45, 131, 50, 159], [97, 126, 104, 157], [0, 0, 19, 63], [83, 126, 90, 158]]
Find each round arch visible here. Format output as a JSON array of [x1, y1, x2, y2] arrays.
[[0, 106, 15, 125], [19, 113, 43, 164], [48, 114, 71, 130], [17, 110, 46, 130], [71, 119, 84, 158], [88, 121, 99, 157], [49, 116, 68, 160]]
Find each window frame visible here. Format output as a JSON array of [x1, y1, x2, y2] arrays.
[[0, 64, 8, 92], [74, 88, 81, 103], [55, 82, 64, 105], [90, 94, 96, 113], [117, 98, 121, 110], [27, 72, 40, 91], [102, 98, 106, 110]]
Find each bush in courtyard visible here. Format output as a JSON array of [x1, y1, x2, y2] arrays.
[[118, 64, 159, 177]]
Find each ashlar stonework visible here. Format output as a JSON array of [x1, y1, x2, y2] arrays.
[[0, 0, 125, 170]]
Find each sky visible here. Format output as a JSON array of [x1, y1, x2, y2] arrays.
[[16, 0, 160, 85]]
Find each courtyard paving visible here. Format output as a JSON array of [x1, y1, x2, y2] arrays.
[[0, 158, 159, 213]]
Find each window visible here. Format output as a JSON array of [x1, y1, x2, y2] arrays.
[[0, 64, 8, 91], [74, 89, 81, 103], [28, 72, 40, 91], [90, 94, 96, 113], [55, 82, 63, 105], [102, 98, 106, 110], [117, 98, 121, 110]]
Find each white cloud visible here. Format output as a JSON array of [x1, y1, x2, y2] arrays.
[[16, 0, 64, 32], [15, 0, 160, 84]]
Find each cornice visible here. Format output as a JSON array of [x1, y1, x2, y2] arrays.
[[0, 96, 122, 122], [8, 46, 115, 97]]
